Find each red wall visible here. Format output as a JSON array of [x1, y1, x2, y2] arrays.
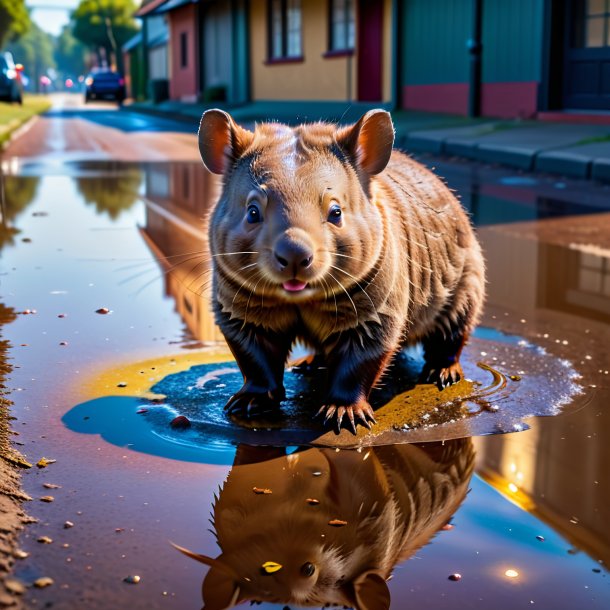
[[401, 81, 538, 118], [402, 83, 469, 115], [168, 4, 198, 100]]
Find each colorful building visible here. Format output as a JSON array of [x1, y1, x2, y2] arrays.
[[133, 0, 610, 118]]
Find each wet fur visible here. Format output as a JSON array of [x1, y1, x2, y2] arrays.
[[200, 110, 485, 430], [176, 439, 475, 609]]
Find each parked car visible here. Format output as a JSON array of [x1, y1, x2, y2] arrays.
[[84, 70, 126, 103], [0, 52, 22, 104]]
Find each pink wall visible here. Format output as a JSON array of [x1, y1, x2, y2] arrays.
[[402, 83, 469, 115], [402, 81, 539, 119], [481, 82, 538, 119], [168, 4, 198, 100]]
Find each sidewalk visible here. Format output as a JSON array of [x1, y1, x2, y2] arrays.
[[124, 99, 610, 182]]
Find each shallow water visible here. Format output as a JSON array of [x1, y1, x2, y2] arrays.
[[0, 159, 608, 609]]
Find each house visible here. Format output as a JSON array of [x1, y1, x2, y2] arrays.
[[135, 0, 171, 101], [398, 0, 610, 119], [249, 0, 394, 104], [134, 0, 610, 119]]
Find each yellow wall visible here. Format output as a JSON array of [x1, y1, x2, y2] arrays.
[[250, 0, 393, 103]]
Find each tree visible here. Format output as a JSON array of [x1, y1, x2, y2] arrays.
[[6, 23, 56, 92], [72, 0, 139, 75], [55, 25, 88, 78], [0, 0, 31, 48]]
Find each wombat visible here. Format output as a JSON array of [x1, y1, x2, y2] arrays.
[[199, 109, 485, 433]]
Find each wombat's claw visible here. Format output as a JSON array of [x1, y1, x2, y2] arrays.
[[224, 391, 280, 417], [316, 402, 376, 434], [421, 363, 463, 390]]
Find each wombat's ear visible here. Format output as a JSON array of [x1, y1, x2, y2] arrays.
[[344, 571, 390, 610], [198, 109, 254, 174], [202, 568, 244, 610], [336, 109, 395, 175]]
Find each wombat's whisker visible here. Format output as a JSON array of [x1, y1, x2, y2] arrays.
[[320, 276, 338, 338], [242, 272, 266, 329], [212, 251, 259, 257], [327, 271, 359, 325], [329, 264, 377, 313]]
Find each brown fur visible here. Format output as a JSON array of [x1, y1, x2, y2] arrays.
[[175, 439, 475, 610], [199, 109, 485, 431]]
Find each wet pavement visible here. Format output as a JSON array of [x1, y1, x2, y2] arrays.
[[0, 102, 609, 609]]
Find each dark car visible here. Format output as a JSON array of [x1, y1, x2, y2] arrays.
[[85, 70, 126, 103], [0, 52, 22, 104]]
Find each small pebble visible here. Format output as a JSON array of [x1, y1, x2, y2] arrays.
[[43, 483, 61, 489], [40, 495, 54, 503], [58, 314, 67, 318], [36, 457, 56, 468], [64, 521, 74, 529], [170, 415, 191, 429], [13, 550, 29, 560], [59, 341, 68, 346], [96, 307, 110, 314], [33, 577, 54, 589], [37, 536, 53, 544], [448, 573, 462, 581], [124, 575, 141, 584], [117, 382, 127, 388], [5, 579, 26, 595], [536, 535, 545, 541]]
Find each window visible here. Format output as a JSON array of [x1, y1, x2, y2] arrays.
[[180, 32, 188, 68], [269, 0, 302, 60], [573, 0, 610, 48], [329, 0, 355, 52]]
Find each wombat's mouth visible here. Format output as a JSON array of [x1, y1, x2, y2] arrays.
[[282, 279, 308, 292]]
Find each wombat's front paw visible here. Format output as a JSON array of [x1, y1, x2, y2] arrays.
[[315, 399, 377, 435], [225, 385, 285, 417], [421, 362, 463, 390]]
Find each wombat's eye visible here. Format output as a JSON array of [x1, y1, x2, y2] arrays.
[[246, 203, 263, 224], [300, 562, 316, 577], [327, 204, 342, 225]]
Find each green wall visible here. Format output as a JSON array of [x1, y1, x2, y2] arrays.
[[401, 0, 473, 85], [400, 0, 545, 86], [482, 0, 544, 83]]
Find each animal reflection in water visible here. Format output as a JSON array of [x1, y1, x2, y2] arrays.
[[175, 438, 474, 610]]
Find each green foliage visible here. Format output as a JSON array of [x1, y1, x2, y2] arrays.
[[72, 0, 139, 72], [6, 23, 56, 89], [55, 25, 88, 78], [0, 0, 31, 48], [75, 170, 143, 220]]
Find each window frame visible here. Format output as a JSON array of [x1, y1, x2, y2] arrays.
[[267, 0, 304, 64], [326, 0, 355, 57], [179, 31, 188, 69]]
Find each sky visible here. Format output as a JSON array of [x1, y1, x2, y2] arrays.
[[26, 0, 80, 37]]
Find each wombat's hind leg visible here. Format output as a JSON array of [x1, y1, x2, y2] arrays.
[[420, 322, 467, 390]]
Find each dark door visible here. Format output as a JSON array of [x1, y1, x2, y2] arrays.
[[563, 0, 610, 109], [357, 0, 383, 102]]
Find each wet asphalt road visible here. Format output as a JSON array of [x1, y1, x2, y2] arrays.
[[0, 95, 609, 609]]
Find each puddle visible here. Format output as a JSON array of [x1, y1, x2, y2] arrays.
[[63, 330, 583, 455], [0, 160, 608, 609]]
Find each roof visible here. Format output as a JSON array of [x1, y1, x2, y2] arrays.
[[134, 0, 169, 17], [153, 0, 197, 14], [122, 31, 143, 52]]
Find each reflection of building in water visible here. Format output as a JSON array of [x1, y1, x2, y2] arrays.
[[178, 440, 474, 609], [139, 162, 225, 345], [476, 222, 610, 566]]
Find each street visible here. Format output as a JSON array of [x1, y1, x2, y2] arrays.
[[4, 93, 200, 163], [0, 96, 608, 609]]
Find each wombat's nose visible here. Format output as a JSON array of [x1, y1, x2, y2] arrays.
[[274, 237, 314, 271]]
